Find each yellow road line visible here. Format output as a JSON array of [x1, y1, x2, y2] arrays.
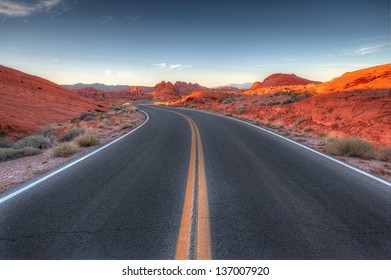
[[156, 107, 212, 260], [194, 123, 211, 260], [174, 115, 196, 260]]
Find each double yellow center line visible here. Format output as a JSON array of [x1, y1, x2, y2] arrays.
[[158, 108, 211, 259]]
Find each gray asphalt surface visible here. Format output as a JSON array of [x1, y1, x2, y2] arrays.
[[0, 105, 390, 259]]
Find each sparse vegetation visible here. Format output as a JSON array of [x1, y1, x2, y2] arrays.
[[0, 137, 14, 148], [60, 127, 86, 142], [0, 130, 8, 138], [71, 118, 81, 123], [0, 148, 23, 161], [377, 147, 391, 161], [52, 142, 78, 157], [236, 105, 246, 114], [37, 125, 56, 138], [304, 126, 313, 132], [187, 103, 197, 108], [79, 112, 95, 120], [326, 137, 375, 158], [21, 147, 42, 157], [74, 131, 100, 147], [13, 135, 52, 150]]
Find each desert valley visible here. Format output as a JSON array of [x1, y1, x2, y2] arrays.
[[0, 63, 390, 191]]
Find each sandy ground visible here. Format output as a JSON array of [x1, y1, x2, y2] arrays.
[[0, 107, 146, 194]]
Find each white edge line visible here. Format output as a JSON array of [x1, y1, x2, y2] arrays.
[[0, 109, 150, 205], [165, 106, 391, 187]]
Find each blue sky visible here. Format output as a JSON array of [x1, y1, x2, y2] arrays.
[[0, 0, 390, 87]]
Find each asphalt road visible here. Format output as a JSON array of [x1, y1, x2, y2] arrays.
[[0, 105, 390, 259]]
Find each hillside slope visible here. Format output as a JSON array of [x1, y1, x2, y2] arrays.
[[0, 65, 106, 133]]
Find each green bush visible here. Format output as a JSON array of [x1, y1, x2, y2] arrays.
[[74, 131, 100, 147], [13, 135, 52, 150], [52, 143, 78, 157], [60, 127, 86, 142], [326, 137, 375, 158], [0, 148, 24, 161], [0, 130, 8, 137]]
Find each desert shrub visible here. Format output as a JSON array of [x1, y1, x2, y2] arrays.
[[74, 131, 100, 147], [236, 105, 246, 114], [377, 147, 391, 161], [79, 112, 95, 120], [0, 148, 23, 161], [121, 125, 132, 130], [0, 130, 8, 137], [266, 100, 275, 106], [37, 125, 56, 138], [52, 143, 78, 157], [21, 147, 42, 157], [293, 117, 306, 126], [187, 103, 197, 108], [0, 137, 14, 148], [304, 127, 312, 132], [272, 91, 286, 97], [112, 106, 123, 111], [13, 135, 52, 150], [60, 127, 86, 142], [316, 131, 327, 138], [326, 137, 375, 158], [71, 118, 81, 123]]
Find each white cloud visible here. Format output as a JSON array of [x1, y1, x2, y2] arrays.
[[352, 44, 388, 56], [151, 63, 167, 70], [101, 15, 113, 25], [9, 47, 22, 54], [0, 0, 62, 17], [151, 62, 192, 72], [129, 15, 140, 23], [327, 43, 390, 57]]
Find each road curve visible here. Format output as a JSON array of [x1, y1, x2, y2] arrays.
[[0, 105, 390, 259]]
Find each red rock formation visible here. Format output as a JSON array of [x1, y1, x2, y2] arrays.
[[251, 73, 321, 89], [153, 81, 177, 97], [174, 81, 208, 95], [0, 64, 107, 133]]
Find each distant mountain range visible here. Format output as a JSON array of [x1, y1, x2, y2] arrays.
[[225, 83, 253, 89], [62, 83, 130, 91]]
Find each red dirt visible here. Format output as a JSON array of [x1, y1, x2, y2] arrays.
[[0, 64, 107, 135], [169, 64, 391, 147]]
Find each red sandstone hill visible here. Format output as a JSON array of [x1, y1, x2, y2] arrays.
[[315, 63, 391, 94], [0, 64, 106, 133], [251, 73, 321, 90]]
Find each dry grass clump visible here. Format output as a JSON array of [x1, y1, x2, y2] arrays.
[[13, 135, 52, 149], [60, 127, 86, 142], [52, 143, 78, 157], [326, 137, 375, 158], [74, 131, 100, 147], [377, 146, 391, 161]]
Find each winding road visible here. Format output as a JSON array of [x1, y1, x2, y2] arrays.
[[0, 105, 390, 259]]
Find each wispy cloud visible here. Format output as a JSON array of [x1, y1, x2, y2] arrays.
[[0, 0, 63, 17], [327, 43, 390, 57], [123, 15, 141, 24], [101, 15, 113, 25], [9, 47, 22, 54], [151, 62, 192, 71], [352, 44, 388, 56]]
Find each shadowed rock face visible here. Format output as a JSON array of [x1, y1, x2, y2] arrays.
[[0, 64, 107, 133], [251, 73, 321, 89]]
